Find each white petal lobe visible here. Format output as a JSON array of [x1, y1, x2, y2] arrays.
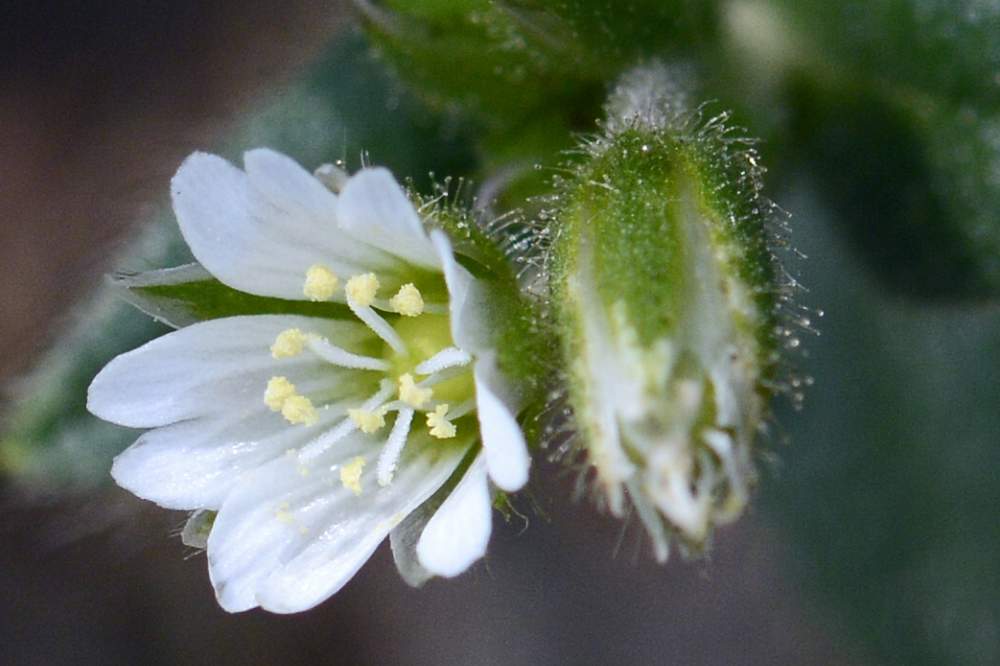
[[473, 355, 530, 492], [88, 315, 368, 428], [430, 230, 494, 353], [171, 152, 398, 300], [207, 435, 466, 613], [416, 454, 492, 577], [337, 168, 440, 269]]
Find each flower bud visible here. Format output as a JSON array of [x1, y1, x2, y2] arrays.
[[549, 64, 785, 559]]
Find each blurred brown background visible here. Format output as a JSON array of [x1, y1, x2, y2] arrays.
[[0, 3, 867, 664]]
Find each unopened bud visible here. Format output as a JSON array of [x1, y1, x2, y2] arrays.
[[550, 64, 785, 559]]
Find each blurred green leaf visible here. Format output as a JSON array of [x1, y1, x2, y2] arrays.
[[362, 1, 725, 203], [0, 221, 184, 494], [771, 0, 1000, 110], [765, 187, 1000, 666], [756, 0, 1000, 299], [782, 77, 999, 299]]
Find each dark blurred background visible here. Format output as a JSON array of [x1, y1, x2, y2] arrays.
[[2, 2, 997, 665]]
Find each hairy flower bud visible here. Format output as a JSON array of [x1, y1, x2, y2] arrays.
[[549, 64, 786, 559]]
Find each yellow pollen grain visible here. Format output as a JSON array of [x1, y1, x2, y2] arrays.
[[345, 272, 379, 307], [303, 264, 339, 301], [390, 283, 425, 317], [349, 406, 387, 434], [265, 376, 297, 411], [340, 456, 365, 495], [281, 394, 318, 426], [398, 373, 433, 408], [274, 501, 295, 525], [427, 404, 457, 439], [271, 328, 309, 359]]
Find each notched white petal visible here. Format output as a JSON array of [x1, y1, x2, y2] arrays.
[[207, 436, 466, 613], [416, 454, 492, 577], [430, 230, 494, 354], [171, 152, 394, 301], [337, 167, 440, 270], [473, 355, 530, 492], [88, 315, 366, 428]]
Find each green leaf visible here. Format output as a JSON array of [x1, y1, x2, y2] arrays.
[[770, 0, 1000, 110], [0, 221, 185, 494], [112, 263, 353, 329], [764, 188, 1000, 666], [744, 0, 1000, 300], [782, 77, 1000, 300]]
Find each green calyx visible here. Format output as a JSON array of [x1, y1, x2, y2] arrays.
[[547, 67, 785, 554], [553, 121, 779, 375], [420, 192, 559, 415]]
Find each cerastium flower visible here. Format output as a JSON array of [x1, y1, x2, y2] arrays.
[[88, 149, 544, 612], [548, 64, 791, 560]]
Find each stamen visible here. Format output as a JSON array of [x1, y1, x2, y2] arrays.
[[298, 381, 396, 461], [376, 408, 415, 486], [348, 406, 388, 434], [345, 273, 379, 307], [414, 347, 472, 375], [271, 328, 309, 359], [348, 299, 406, 354], [419, 366, 468, 388], [398, 373, 433, 408], [389, 283, 425, 317], [427, 404, 457, 439], [264, 376, 297, 411], [339, 456, 365, 496], [420, 302, 450, 315], [281, 394, 318, 426], [303, 264, 339, 301], [306, 337, 391, 371], [444, 397, 477, 420]]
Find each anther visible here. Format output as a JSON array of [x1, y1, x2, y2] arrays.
[[265, 376, 297, 411], [427, 404, 457, 439], [271, 328, 309, 359], [389, 283, 425, 317], [349, 406, 388, 434], [339, 456, 365, 496], [281, 394, 318, 426], [303, 264, 339, 301], [398, 373, 433, 408], [345, 273, 379, 307]]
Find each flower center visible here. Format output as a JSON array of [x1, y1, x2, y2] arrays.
[[261, 265, 477, 493]]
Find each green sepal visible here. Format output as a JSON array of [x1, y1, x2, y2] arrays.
[[420, 194, 558, 422], [112, 263, 354, 329], [181, 510, 217, 550]]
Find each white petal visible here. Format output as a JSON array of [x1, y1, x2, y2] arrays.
[[171, 152, 399, 300], [110, 395, 355, 511], [242, 149, 343, 231], [207, 432, 469, 613], [473, 354, 530, 492], [337, 167, 441, 270], [429, 230, 494, 353], [88, 315, 370, 428], [416, 454, 492, 577]]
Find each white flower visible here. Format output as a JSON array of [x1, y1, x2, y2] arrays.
[[88, 149, 531, 613]]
